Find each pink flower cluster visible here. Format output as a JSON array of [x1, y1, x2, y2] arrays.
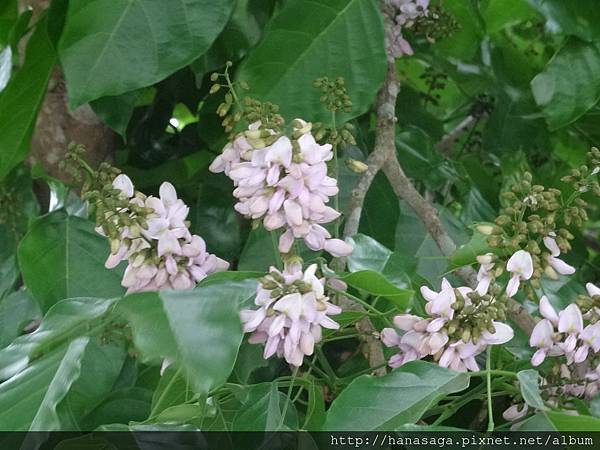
[[100, 175, 228, 293], [530, 286, 600, 367], [386, 0, 429, 58], [381, 279, 513, 372], [240, 262, 341, 366], [209, 120, 353, 257]]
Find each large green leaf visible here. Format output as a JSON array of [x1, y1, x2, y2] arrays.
[[340, 270, 413, 309], [192, 0, 276, 76], [58, 0, 236, 107], [323, 361, 469, 430], [231, 383, 298, 431], [17, 211, 125, 312], [0, 297, 115, 380], [531, 39, 600, 130], [545, 411, 600, 431], [116, 280, 254, 394], [0, 337, 88, 431], [0, 17, 56, 181], [235, 0, 386, 123]]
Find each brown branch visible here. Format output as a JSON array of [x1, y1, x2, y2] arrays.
[[435, 114, 480, 155], [382, 156, 536, 333]]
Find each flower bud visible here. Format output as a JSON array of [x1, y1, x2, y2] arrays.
[[346, 159, 368, 173], [476, 224, 494, 235]]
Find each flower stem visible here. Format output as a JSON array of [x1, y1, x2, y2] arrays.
[[270, 231, 283, 269], [278, 365, 299, 430], [486, 347, 495, 432]]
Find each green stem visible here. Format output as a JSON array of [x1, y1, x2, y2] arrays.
[[469, 369, 517, 378], [486, 347, 494, 432], [270, 231, 283, 269], [278, 366, 299, 430], [316, 346, 337, 382]]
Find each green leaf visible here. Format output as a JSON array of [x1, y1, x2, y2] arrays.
[[347, 234, 392, 273], [531, 39, 600, 130], [54, 341, 127, 429], [236, 0, 386, 123], [231, 383, 298, 431], [545, 411, 600, 431], [0, 297, 115, 380], [517, 369, 547, 411], [303, 381, 326, 431], [90, 90, 141, 137], [323, 361, 470, 430], [340, 270, 413, 309], [58, 0, 236, 107], [0, 1, 18, 46], [0, 17, 56, 181], [192, 0, 276, 76], [81, 387, 153, 429], [449, 226, 495, 269], [29, 337, 90, 430], [0, 290, 40, 349], [0, 337, 88, 431], [116, 280, 252, 394], [17, 211, 125, 312], [484, 0, 538, 33], [150, 366, 195, 418], [529, 0, 600, 42]]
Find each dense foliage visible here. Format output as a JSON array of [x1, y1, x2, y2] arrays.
[[1, 0, 600, 435]]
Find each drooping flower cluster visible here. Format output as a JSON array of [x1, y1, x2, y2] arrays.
[[530, 288, 600, 367], [240, 262, 341, 366], [209, 120, 353, 257], [386, 0, 429, 58], [381, 279, 513, 371], [98, 174, 228, 293]]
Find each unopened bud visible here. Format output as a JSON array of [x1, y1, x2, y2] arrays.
[[544, 265, 559, 280], [476, 253, 494, 265], [346, 159, 368, 173], [476, 224, 494, 235]]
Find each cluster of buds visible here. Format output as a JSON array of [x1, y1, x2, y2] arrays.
[[240, 262, 342, 366], [311, 77, 357, 148], [381, 279, 513, 372], [561, 147, 600, 197], [91, 173, 228, 293], [385, 0, 430, 58], [209, 119, 353, 257], [483, 171, 591, 292], [529, 290, 600, 367]]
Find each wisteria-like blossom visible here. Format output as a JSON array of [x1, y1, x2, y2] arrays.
[[543, 232, 575, 278], [475, 253, 495, 295], [240, 262, 341, 366], [99, 175, 229, 293], [505, 250, 534, 297], [386, 0, 429, 58], [381, 278, 513, 372], [529, 297, 600, 367], [209, 120, 353, 257]]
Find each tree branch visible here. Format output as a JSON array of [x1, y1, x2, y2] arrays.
[[382, 155, 536, 333], [435, 114, 481, 155]]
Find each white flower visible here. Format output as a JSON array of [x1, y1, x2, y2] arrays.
[[543, 233, 575, 276], [505, 250, 534, 297]]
